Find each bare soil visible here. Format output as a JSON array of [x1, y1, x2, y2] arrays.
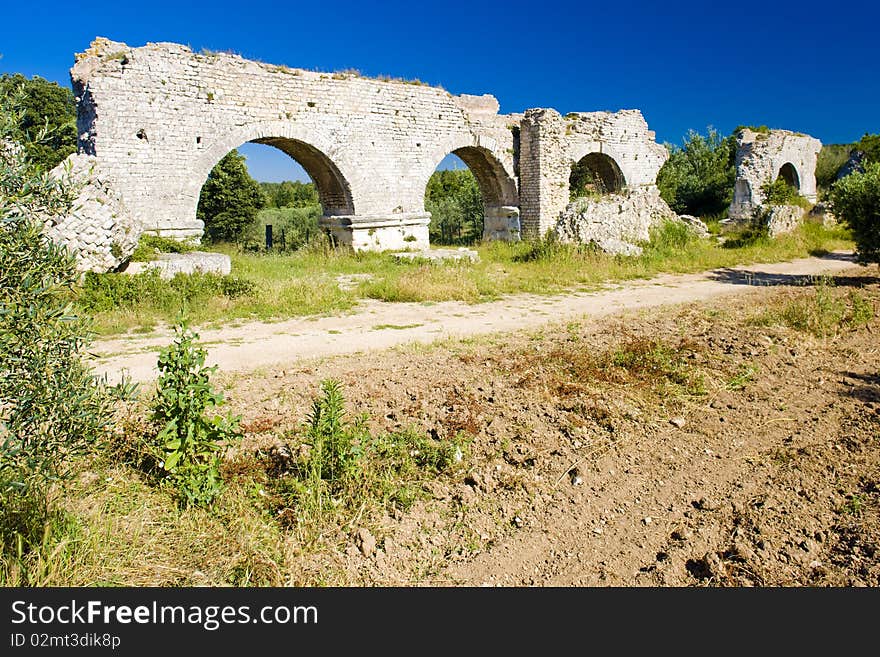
[[208, 259, 879, 586]]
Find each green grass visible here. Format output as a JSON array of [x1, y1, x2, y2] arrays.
[[0, 381, 469, 586], [749, 278, 875, 337], [79, 221, 854, 335]]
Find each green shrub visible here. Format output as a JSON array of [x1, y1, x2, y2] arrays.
[[0, 88, 117, 559], [641, 220, 698, 259], [761, 177, 811, 209], [656, 128, 736, 217], [129, 234, 196, 262], [78, 270, 257, 313], [425, 168, 483, 245], [269, 380, 467, 537], [569, 160, 608, 199], [828, 162, 880, 265], [816, 144, 855, 191], [856, 133, 880, 165], [246, 205, 324, 251], [152, 322, 241, 507]]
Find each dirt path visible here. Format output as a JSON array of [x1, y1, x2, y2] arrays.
[[91, 252, 857, 383]]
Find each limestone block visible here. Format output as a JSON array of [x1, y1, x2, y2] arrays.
[[766, 205, 805, 238], [122, 251, 231, 278], [554, 187, 677, 255]]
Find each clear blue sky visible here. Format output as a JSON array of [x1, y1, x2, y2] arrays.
[[2, 0, 877, 182]]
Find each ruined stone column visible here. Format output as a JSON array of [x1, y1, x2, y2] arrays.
[[728, 128, 821, 221]]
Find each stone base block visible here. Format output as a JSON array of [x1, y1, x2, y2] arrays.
[[123, 252, 231, 279], [320, 213, 430, 251], [483, 205, 521, 241]]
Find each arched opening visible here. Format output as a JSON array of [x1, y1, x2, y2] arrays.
[[424, 146, 519, 244], [196, 136, 353, 250], [570, 152, 626, 199], [776, 162, 800, 190]]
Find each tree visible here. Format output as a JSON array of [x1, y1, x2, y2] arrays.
[[0, 88, 115, 557], [425, 169, 483, 244], [828, 162, 880, 265], [656, 128, 737, 217], [816, 143, 854, 191], [856, 133, 880, 165], [197, 150, 266, 242], [0, 73, 76, 171]]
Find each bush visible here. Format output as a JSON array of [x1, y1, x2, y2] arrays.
[[152, 322, 241, 507], [0, 88, 117, 556], [857, 133, 880, 165], [760, 177, 811, 209], [246, 205, 324, 251], [78, 270, 257, 313], [425, 168, 483, 245], [129, 234, 196, 262], [640, 220, 698, 259], [816, 144, 854, 191], [656, 128, 736, 217], [828, 162, 880, 265], [268, 380, 467, 537]]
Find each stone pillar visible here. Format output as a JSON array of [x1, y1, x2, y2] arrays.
[[319, 213, 430, 250], [519, 109, 569, 238], [728, 128, 822, 221]]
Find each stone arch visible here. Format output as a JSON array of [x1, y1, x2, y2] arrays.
[[446, 145, 519, 208], [777, 162, 800, 190], [423, 143, 520, 241], [570, 152, 626, 196], [190, 121, 356, 225]]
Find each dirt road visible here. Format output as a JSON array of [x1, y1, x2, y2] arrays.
[[92, 252, 858, 383]]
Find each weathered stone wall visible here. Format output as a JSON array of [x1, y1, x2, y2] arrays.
[[766, 204, 805, 238], [44, 154, 140, 272], [518, 108, 668, 238], [69, 38, 519, 258], [728, 128, 821, 220]]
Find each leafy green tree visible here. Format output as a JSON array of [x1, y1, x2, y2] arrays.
[[197, 150, 266, 242], [261, 180, 320, 208], [760, 176, 809, 208], [0, 73, 76, 171], [425, 168, 483, 244], [856, 133, 880, 165], [816, 143, 855, 191], [0, 87, 115, 556], [829, 162, 880, 265], [656, 128, 736, 217]]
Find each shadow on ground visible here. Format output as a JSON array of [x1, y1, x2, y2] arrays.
[[708, 255, 880, 288], [839, 371, 880, 405]]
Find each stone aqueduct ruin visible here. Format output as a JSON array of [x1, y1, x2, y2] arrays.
[[48, 38, 822, 272]]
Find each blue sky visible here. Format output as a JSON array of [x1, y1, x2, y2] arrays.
[[2, 0, 877, 182]]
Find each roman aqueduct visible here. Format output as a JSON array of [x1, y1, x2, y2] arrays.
[[47, 38, 822, 271]]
